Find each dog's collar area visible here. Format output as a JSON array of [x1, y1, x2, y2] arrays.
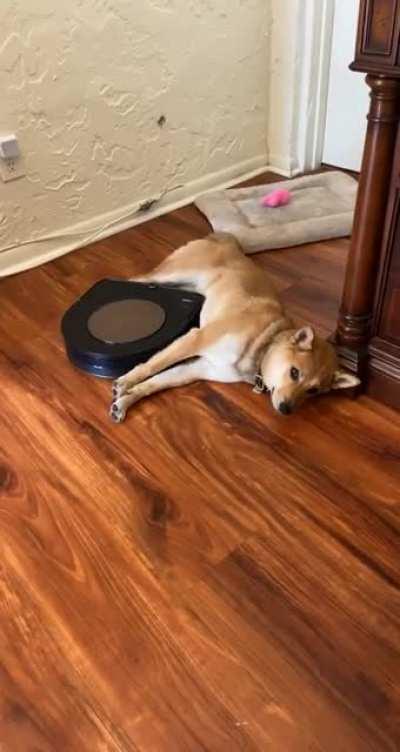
[[252, 317, 292, 396], [253, 374, 268, 394]]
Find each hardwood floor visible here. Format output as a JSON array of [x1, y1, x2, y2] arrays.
[[1, 175, 400, 751]]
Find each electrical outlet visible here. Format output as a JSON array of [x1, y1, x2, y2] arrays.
[[0, 156, 25, 183]]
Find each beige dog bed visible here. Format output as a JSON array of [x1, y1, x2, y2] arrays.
[[195, 171, 357, 254]]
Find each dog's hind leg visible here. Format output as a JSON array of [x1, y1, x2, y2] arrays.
[[130, 237, 219, 292], [131, 268, 197, 288], [110, 359, 208, 422], [113, 327, 202, 398], [129, 241, 197, 285]]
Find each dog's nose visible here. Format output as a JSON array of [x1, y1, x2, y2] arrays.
[[278, 400, 292, 415]]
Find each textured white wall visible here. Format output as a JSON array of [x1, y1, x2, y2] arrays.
[[0, 0, 270, 274]]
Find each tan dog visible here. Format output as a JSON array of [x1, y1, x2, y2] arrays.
[[110, 233, 360, 422]]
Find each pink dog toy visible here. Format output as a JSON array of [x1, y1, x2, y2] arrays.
[[260, 188, 292, 208]]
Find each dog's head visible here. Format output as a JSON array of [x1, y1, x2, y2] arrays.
[[260, 326, 360, 415]]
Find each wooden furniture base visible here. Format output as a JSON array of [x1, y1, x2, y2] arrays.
[[334, 0, 400, 410]]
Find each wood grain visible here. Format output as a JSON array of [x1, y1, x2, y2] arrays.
[[0, 173, 400, 751], [352, 0, 400, 73]]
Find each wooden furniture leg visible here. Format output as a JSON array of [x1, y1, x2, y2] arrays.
[[334, 74, 400, 375]]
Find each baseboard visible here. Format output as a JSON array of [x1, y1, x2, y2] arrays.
[[0, 154, 277, 277], [267, 153, 301, 177]]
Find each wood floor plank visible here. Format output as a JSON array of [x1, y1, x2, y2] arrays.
[[176, 533, 399, 751], [0, 410, 255, 749], [0, 173, 399, 750]]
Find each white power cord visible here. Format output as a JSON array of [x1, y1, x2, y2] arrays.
[[0, 183, 183, 255]]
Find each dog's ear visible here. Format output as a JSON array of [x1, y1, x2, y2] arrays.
[[291, 326, 314, 351], [331, 370, 361, 390]]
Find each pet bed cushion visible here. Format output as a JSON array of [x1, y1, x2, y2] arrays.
[[194, 171, 357, 254]]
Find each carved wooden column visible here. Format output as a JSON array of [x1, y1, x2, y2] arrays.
[[334, 74, 400, 373], [332, 0, 400, 407]]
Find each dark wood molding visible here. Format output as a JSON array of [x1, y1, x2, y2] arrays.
[[354, 0, 400, 69], [367, 333, 400, 404], [329, 336, 369, 390], [336, 311, 372, 347], [369, 335, 400, 375], [350, 61, 400, 76]]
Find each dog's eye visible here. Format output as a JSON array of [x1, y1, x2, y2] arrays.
[[290, 367, 300, 381], [307, 386, 319, 395]]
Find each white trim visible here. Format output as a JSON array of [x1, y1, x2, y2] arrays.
[[267, 152, 299, 177], [294, 0, 335, 173], [266, 0, 334, 177], [0, 153, 290, 277]]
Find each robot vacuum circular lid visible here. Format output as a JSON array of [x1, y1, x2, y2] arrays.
[[87, 299, 166, 344]]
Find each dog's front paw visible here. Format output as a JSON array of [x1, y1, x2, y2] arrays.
[[112, 378, 126, 400], [112, 367, 146, 398], [109, 398, 127, 423]]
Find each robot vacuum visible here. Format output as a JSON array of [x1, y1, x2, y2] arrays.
[[61, 278, 204, 379]]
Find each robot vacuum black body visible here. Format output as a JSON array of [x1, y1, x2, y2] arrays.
[[61, 279, 204, 379]]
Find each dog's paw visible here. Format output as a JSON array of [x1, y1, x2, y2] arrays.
[[109, 399, 126, 423], [112, 379, 126, 400]]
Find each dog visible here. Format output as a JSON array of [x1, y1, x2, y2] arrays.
[[110, 233, 360, 422]]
